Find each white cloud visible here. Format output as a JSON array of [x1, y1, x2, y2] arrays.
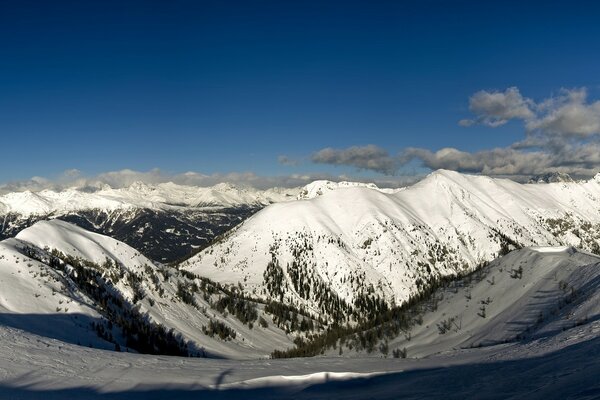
[[461, 86, 600, 139], [311, 145, 397, 175], [415, 86, 600, 179], [0, 168, 416, 195], [526, 88, 600, 138], [461, 87, 534, 127], [400, 141, 600, 181]]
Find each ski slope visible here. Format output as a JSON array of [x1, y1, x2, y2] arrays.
[[0, 314, 597, 399]]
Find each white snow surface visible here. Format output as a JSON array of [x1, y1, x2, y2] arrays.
[[340, 246, 600, 359], [0, 313, 598, 398]]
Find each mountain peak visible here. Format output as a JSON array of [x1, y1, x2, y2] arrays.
[[297, 180, 382, 200], [528, 172, 574, 184], [128, 181, 155, 192]]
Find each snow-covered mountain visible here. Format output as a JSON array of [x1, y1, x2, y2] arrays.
[[528, 172, 575, 184], [183, 169, 600, 322], [0, 182, 298, 262], [0, 219, 321, 359], [0, 180, 403, 263], [296, 180, 402, 200], [2, 172, 600, 398]]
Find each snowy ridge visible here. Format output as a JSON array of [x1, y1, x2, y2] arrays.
[[297, 180, 401, 200], [0, 179, 402, 216], [184, 169, 600, 319]]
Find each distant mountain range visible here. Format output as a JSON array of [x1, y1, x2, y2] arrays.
[[0, 182, 297, 262]]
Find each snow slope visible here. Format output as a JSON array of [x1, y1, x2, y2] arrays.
[[336, 246, 600, 358], [0, 236, 114, 350], [184, 169, 600, 319], [0, 312, 598, 399], [2, 220, 303, 359]]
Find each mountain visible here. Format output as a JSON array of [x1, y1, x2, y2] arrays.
[[0, 180, 403, 263], [528, 172, 574, 184], [0, 219, 322, 359], [2, 173, 600, 398], [0, 182, 297, 262], [182, 169, 600, 322], [296, 180, 402, 200]]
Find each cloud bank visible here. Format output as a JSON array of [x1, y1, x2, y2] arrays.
[[313, 87, 600, 181], [311, 145, 397, 175], [0, 168, 418, 195], [413, 87, 600, 179]]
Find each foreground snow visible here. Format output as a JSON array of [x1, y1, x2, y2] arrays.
[[0, 319, 598, 399]]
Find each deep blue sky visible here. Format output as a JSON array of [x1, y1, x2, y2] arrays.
[[1, 0, 599, 184]]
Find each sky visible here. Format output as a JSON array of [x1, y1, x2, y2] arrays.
[[2, 0, 600, 190]]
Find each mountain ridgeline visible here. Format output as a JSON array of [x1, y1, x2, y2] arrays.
[[183, 170, 600, 325]]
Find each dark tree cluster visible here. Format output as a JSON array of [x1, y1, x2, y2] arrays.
[[26, 247, 191, 357], [214, 296, 258, 327], [203, 319, 236, 340]]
